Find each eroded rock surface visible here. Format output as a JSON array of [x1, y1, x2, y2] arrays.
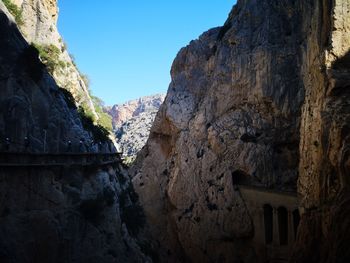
[[108, 94, 165, 159], [0, 5, 149, 263], [3, 0, 98, 119], [131, 0, 350, 262], [108, 94, 165, 128], [291, 1, 350, 262]]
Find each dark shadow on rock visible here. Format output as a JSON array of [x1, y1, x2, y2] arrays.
[[17, 45, 45, 83], [332, 50, 350, 70]]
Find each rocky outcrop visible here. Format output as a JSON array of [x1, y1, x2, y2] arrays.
[[107, 94, 165, 128], [131, 1, 350, 262], [0, 4, 149, 263], [0, 166, 149, 263], [4, 0, 98, 120], [115, 111, 160, 160], [108, 94, 165, 159]]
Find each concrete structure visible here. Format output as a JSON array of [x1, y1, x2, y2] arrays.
[[239, 185, 300, 263]]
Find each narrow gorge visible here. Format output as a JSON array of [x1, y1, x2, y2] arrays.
[[0, 0, 349, 263]]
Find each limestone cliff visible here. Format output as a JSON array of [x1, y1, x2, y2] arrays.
[[2, 0, 99, 121], [291, 1, 350, 262], [131, 0, 350, 262], [108, 94, 165, 160], [0, 3, 149, 263], [108, 94, 165, 128]]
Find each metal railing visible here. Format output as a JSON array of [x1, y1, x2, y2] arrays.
[[0, 152, 122, 167]]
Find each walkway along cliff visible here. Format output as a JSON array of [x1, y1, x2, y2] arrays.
[[0, 0, 349, 262], [131, 0, 350, 262], [0, 2, 151, 262]]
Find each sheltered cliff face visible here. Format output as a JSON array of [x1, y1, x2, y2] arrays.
[[131, 0, 305, 261], [292, 1, 350, 262], [0, 4, 149, 263], [131, 0, 350, 262]]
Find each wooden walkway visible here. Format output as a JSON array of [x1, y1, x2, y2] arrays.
[[0, 152, 122, 167]]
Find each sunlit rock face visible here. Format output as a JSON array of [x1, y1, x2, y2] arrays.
[[0, 4, 148, 263], [5, 0, 98, 119], [108, 94, 165, 128], [0, 2, 89, 152], [131, 0, 350, 262], [107, 94, 165, 159]]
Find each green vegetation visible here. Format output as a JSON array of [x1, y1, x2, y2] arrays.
[[32, 41, 113, 140], [78, 106, 110, 142], [3, 0, 24, 26], [123, 156, 136, 166], [92, 96, 113, 132], [78, 72, 113, 133], [32, 43, 65, 74]]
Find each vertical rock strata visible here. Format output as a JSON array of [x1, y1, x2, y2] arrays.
[[292, 1, 350, 262], [132, 0, 350, 262]]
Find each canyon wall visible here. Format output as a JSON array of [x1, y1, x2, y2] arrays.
[[292, 1, 350, 262], [5, 0, 99, 120], [132, 0, 350, 262], [108, 94, 165, 160], [107, 94, 165, 128], [0, 3, 149, 262]]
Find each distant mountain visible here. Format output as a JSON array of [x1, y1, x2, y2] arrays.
[[106, 94, 165, 160]]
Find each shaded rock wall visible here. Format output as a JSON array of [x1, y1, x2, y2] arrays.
[[0, 6, 88, 151], [0, 166, 147, 263], [2, 0, 98, 119], [132, 0, 350, 262], [131, 0, 305, 262], [292, 1, 350, 262], [0, 7, 149, 263]]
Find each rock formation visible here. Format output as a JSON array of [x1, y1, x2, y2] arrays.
[[108, 94, 165, 128], [107, 94, 165, 159], [291, 1, 350, 262], [1, 0, 349, 262], [0, 2, 150, 262], [131, 0, 350, 262], [6, 0, 100, 121]]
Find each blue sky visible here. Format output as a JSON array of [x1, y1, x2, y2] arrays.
[[58, 1, 236, 105]]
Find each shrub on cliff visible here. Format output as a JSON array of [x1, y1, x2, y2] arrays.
[[32, 43, 65, 74], [78, 106, 110, 142], [92, 96, 113, 132], [3, 0, 23, 26]]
